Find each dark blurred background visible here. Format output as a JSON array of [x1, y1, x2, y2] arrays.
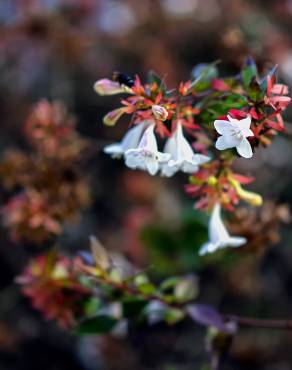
[[1, 1, 292, 369]]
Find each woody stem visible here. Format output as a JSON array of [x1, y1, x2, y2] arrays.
[[224, 315, 292, 330], [90, 273, 292, 331]]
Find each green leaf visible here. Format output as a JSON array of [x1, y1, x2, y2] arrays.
[[160, 277, 181, 292], [174, 276, 198, 302], [137, 283, 157, 295], [76, 315, 118, 335], [259, 65, 278, 97], [147, 71, 166, 91], [165, 308, 185, 325], [84, 297, 103, 317], [241, 56, 258, 88], [122, 297, 148, 318], [109, 267, 122, 283], [134, 273, 149, 286], [140, 225, 177, 253], [191, 63, 218, 82], [190, 62, 219, 92], [247, 78, 262, 102]]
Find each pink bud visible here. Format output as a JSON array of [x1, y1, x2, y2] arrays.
[[94, 79, 125, 96], [103, 107, 127, 126], [151, 105, 168, 121]]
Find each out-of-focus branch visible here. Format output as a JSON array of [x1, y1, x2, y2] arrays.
[[225, 314, 292, 330]]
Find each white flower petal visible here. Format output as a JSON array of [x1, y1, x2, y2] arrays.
[[161, 164, 178, 177], [103, 143, 124, 158], [103, 122, 146, 159], [163, 134, 176, 158], [158, 152, 171, 163], [181, 160, 199, 174], [199, 203, 247, 256], [214, 120, 233, 135], [124, 123, 169, 176], [236, 138, 253, 158], [138, 124, 158, 152], [199, 242, 220, 256], [192, 154, 210, 165], [209, 204, 229, 244], [215, 135, 241, 150], [124, 149, 141, 169], [241, 127, 254, 137], [225, 236, 247, 248], [145, 156, 159, 175], [239, 115, 251, 129], [161, 123, 210, 176], [120, 123, 146, 152], [227, 115, 241, 125], [176, 124, 195, 159]]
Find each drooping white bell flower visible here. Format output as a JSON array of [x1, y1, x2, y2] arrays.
[[104, 122, 146, 159], [125, 124, 171, 176], [199, 203, 246, 256], [214, 115, 254, 159], [161, 123, 210, 177]]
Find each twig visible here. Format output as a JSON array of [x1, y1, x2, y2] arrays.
[[224, 315, 292, 330], [85, 268, 292, 331]]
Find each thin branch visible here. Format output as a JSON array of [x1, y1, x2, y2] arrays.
[[224, 315, 292, 330], [85, 268, 292, 331]]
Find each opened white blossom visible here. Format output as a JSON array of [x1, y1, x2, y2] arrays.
[[161, 123, 210, 177], [199, 203, 246, 256], [125, 124, 171, 176], [103, 122, 146, 158], [214, 115, 254, 158]]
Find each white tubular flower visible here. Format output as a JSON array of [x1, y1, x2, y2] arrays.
[[125, 124, 171, 176], [104, 122, 146, 158], [199, 203, 246, 256], [214, 115, 254, 159], [161, 123, 210, 177]]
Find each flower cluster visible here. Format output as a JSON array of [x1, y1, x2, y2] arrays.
[[185, 161, 262, 211], [11, 59, 292, 367], [226, 202, 291, 255], [2, 191, 62, 243], [0, 100, 91, 243], [17, 237, 202, 332], [95, 60, 291, 255], [96, 73, 210, 177], [24, 100, 87, 160], [16, 251, 90, 329], [104, 121, 209, 176]]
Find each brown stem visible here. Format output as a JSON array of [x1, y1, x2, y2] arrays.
[[105, 277, 292, 331], [89, 271, 292, 331], [92, 274, 184, 309], [224, 315, 292, 330]]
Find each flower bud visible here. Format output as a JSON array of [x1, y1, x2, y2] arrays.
[[237, 188, 263, 206], [229, 178, 263, 206], [94, 79, 125, 96], [207, 176, 217, 186], [152, 105, 168, 121], [103, 107, 127, 126]]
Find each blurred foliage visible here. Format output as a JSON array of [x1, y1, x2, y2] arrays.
[[140, 207, 208, 275], [0, 1, 292, 370]]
